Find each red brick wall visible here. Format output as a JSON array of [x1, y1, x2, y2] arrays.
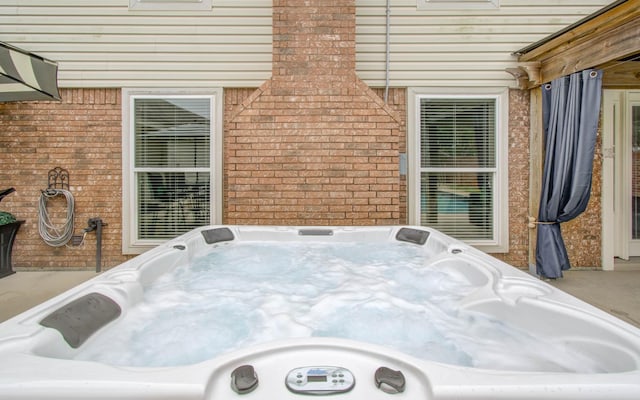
[[373, 88, 407, 224], [492, 89, 530, 268], [224, 83, 402, 226], [272, 0, 356, 80], [224, 87, 406, 226], [0, 0, 544, 271], [563, 122, 602, 268], [0, 89, 130, 269], [224, 0, 404, 226], [0, 86, 602, 270]]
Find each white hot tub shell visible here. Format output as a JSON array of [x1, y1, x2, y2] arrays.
[[0, 225, 639, 399]]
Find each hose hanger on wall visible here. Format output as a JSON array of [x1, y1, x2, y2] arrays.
[[39, 167, 75, 247]]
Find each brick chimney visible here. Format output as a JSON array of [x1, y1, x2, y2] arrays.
[[225, 0, 403, 225], [272, 0, 356, 82]]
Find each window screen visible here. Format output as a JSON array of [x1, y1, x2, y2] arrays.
[[133, 97, 211, 239], [419, 97, 496, 240]]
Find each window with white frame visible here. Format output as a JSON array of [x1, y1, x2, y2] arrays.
[[417, 0, 499, 10], [123, 89, 221, 253], [409, 89, 508, 252], [129, 0, 212, 11]]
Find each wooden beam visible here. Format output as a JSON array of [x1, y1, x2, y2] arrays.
[[538, 17, 640, 83], [528, 88, 543, 273], [519, 0, 640, 61], [602, 60, 640, 88], [518, 0, 640, 85], [505, 63, 541, 89]]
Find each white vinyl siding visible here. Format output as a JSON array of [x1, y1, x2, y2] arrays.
[[355, 0, 611, 87], [417, 0, 499, 10], [0, 1, 272, 88], [122, 88, 223, 253], [408, 87, 508, 252], [0, 0, 611, 88], [129, 0, 212, 11]]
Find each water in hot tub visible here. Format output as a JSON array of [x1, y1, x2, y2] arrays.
[[74, 241, 603, 372]]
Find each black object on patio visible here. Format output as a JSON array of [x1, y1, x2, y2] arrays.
[[0, 188, 24, 278]]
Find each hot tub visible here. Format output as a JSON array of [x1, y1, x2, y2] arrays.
[[0, 225, 639, 399]]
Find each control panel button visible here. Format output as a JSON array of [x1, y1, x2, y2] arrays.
[[286, 366, 355, 395], [375, 367, 405, 394], [231, 364, 259, 394]]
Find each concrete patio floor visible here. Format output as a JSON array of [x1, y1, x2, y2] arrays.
[[0, 270, 97, 323], [1, 268, 639, 329], [548, 269, 640, 328]]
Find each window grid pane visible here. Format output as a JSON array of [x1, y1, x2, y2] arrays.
[[135, 98, 210, 168], [420, 98, 495, 169], [420, 172, 493, 240], [133, 96, 212, 240], [137, 172, 210, 239]]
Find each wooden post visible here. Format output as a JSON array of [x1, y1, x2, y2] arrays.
[[528, 87, 543, 274]]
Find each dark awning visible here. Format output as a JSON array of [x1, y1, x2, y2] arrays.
[[0, 41, 61, 102]]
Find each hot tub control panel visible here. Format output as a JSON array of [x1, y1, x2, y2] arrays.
[[229, 364, 408, 397], [285, 366, 355, 395]]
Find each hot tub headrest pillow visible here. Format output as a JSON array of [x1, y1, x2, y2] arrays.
[[396, 228, 430, 245], [201, 227, 235, 244], [40, 292, 121, 348]]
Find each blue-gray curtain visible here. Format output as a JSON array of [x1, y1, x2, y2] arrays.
[[536, 69, 602, 279]]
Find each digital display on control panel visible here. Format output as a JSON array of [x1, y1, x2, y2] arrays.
[[286, 366, 355, 395]]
